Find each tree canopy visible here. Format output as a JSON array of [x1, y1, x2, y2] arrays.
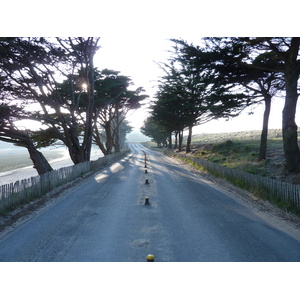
[[150, 39, 252, 152], [1, 36, 300, 175], [203, 37, 300, 171], [0, 37, 147, 175], [147, 37, 300, 173]]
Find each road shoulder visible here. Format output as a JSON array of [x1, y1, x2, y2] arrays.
[[166, 154, 300, 241]]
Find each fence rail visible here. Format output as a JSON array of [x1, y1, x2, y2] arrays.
[[166, 151, 300, 209], [0, 150, 129, 212]]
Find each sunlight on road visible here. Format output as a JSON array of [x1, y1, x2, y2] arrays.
[[94, 161, 125, 183]]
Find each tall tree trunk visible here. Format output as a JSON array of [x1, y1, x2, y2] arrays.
[[93, 122, 108, 156], [113, 108, 120, 153], [64, 129, 82, 165], [5, 131, 54, 175], [28, 145, 53, 175], [105, 121, 114, 154], [168, 132, 172, 149], [174, 131, 178, 149], [179, 130, 183, 152], [12, 134, 53, 175], [81, 40, 96, 162], [258, 95, 271, 161], [282, 91, 299, 172], [186, 124, 193, 153], [114, 130, 120, 152], [282, 38, 300, 172]]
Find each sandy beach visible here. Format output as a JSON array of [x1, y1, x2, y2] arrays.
[[0, 149, 104, 185]]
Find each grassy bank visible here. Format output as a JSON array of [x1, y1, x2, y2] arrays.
[[192, 138, 283, 178], [143, 130, 289, 182], [142, 130, 300, 216], [172, 152, 300, 217]]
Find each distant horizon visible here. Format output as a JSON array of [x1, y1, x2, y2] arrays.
[[0, 127, 285, 151]]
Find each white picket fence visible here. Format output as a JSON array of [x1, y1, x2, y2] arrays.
[[0, 150, 129, 212], [168, 151, 300, 209]]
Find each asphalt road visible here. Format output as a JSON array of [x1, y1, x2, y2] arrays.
[[0, 143, 300, 262]]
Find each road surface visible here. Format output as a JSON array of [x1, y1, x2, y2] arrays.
[[0, 143, 300, 261]]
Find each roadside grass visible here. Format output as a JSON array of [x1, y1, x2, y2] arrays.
[[174, 153, 300, 218], [141, 136, 284, 178], [142, 133, 300, 217], [196, 137, 300, 217], [193, 139, 283, 177]]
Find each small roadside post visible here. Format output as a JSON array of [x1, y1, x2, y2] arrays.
[[146, 254, 155, 262]]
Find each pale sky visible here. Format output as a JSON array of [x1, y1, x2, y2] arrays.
[[89, 2, 299, 133], [4, 0, 299, 133], [94, 33, 288, 133]]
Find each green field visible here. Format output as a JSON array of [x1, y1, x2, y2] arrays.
[[186, 130, 284, 177], [189, 129, 283, 143], [192, 138, 282, 177], [143, 129, 295, 182]]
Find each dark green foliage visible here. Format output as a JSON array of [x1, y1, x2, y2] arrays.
[[205, 37, 300, 171], [152, 37, 300, 173], [92, 69, 148, 155], [0, 37, 101, 165], [148, 39, 255, 153], [141, 117, 169, 147]]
